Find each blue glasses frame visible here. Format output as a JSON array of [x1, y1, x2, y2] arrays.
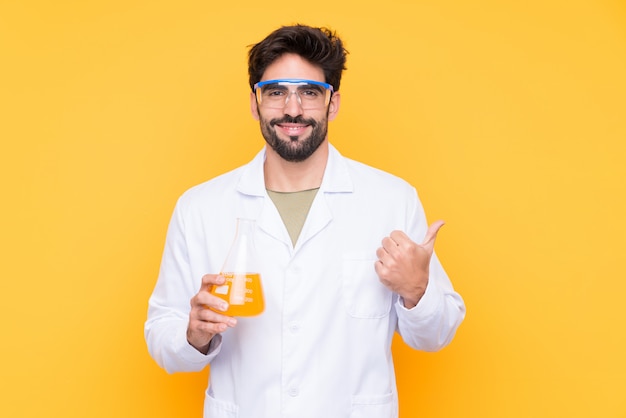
[[253, 78, 334, 92]]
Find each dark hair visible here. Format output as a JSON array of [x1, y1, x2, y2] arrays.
[[248, 24, 348, 92]]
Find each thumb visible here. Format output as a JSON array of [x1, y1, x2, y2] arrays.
[[422, 220, 445, 251]]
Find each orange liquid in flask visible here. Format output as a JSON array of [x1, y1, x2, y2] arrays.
[[210, 272, 264, 316]]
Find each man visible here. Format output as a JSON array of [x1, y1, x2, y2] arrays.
[[145, 24, 465, 417]]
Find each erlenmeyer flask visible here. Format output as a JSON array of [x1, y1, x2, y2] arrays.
[[210, 218, 264, 316]]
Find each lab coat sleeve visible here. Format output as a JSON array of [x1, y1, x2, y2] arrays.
[[144, 198, 222, 373], [394, 188, 466, 351], [395, 252, 465, 351]]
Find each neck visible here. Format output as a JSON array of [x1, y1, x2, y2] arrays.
[[264, 141, 328, 192]]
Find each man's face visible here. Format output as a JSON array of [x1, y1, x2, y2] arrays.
[[251, 53, 340, 162]]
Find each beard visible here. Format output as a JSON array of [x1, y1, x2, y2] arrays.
[[259, 114, 328, 162]]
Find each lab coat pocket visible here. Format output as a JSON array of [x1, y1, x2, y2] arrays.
[[341, 253, 392, 318], [350, 392, 394, 418], [204, 390, 239, 418]]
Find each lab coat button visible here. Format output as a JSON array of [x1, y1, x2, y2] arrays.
[[288, 387, 299, 397], [288, 322, 300, 333]]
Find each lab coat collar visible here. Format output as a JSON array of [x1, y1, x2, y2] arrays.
[[236, 143, 354, 196]]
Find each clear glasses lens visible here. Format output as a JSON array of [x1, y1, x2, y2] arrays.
[[255, 80, 333, 110]]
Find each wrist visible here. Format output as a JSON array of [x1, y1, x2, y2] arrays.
[[189, 340, 212, 355], [187, 329, 215, 355], [402, 284, 427, 309]]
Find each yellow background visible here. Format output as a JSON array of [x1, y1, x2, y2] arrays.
[[1, 0, 625, 417]]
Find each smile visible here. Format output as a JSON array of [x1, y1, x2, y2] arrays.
[[276, 123, 310, 136]]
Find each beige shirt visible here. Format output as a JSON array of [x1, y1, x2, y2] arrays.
[[266, 188, 319, 246]]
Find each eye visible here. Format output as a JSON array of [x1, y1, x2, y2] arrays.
[[261, 84, 288, 98], [264, 88, 286, 97], [299, 86, 323, 98]]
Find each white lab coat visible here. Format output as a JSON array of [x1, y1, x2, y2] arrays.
[[145, 144, 465, 418]]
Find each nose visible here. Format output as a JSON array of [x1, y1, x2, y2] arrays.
[[283, 91, 303, 116]]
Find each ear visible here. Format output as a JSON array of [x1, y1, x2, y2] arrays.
[[327, 92, 341, 121], [250, 91, 260, 121]]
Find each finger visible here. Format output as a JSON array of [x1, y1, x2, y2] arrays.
[[192, 286, 229, 311], [374, 259, 389, 280], [381, 236, 399, 255], [388, 230, 411, 246], [197, 308, 237, 327], [196, 293, 230, 313], [376, 247, 395, 270], [201, 273, 225, 288], [206, 297, 230, 313], [194, 320, 225, 334], [422, 220, 445, 249]]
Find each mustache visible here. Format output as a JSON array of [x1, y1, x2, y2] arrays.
[[269, 115, 317, 127]]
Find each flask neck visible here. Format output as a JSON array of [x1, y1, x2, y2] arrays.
[[222, 218, 257, 274], [236, 218, 255, 236]]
